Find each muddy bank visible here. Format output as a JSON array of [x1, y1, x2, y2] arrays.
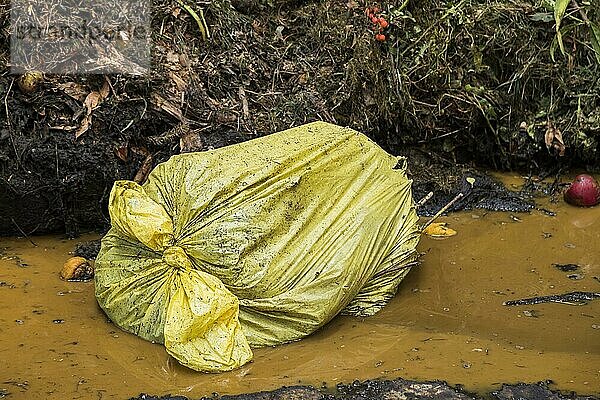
[[0, 114, 537, 237], [132, 380, 598, 400], [1, 0, 598, 236]]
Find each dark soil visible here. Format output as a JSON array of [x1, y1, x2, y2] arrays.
[[130, 379, 599, 400], [0, 104, 537, 237]]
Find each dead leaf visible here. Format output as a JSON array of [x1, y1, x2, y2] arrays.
[[99, 77, 110, 98], [423, 222, 457, 238], [152, 93, 185, 121], [180, 131, 203, 153], [238, 86, 249, 119], [58, 82, 89, 102], [75, 115, 92, 138], [85, 91, 103, 110], [131, 146, 150, 157], [114, 145, 129, 162], [545, 121, 565, 156], [75, 78, 111, 139], [134, 154, 153, 184], [170, 72, 187, 91]]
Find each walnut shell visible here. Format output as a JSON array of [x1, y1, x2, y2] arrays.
[[60, 257, 94, 281], [17, 71, 44, 94]]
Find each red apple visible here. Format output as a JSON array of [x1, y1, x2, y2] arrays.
[[564, 174, 600, 207]]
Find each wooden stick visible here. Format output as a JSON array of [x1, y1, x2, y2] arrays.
[[11, 218, 38, 247], [415, 191, 433, 208], [420, 192, 464, 231], [421, 177, 476, 230]]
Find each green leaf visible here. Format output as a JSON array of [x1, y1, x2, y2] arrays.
[[550, 34, 558, 61], [591, 23, 600, 64], [554, 0, 570, 31], [174, 0, 210, 40], [553, 0, 570, 56], [557, 29, 566, 57], [530, 12, 554, 22]]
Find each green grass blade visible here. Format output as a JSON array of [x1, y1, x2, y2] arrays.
[[554, 0, 570, 56], [554, 0, 570, 31], [591, 23, 600, 64], [174, 0, 210, 40]]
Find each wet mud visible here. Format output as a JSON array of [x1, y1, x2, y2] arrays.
[[503, 291, 600, 306], [1, 183, 599, 399], [133, 380, 598, 400]]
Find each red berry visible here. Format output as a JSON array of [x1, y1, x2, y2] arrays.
[[375, 33, 386, 41], [379, 19, 389, 28], [371, 16, 379, 24]]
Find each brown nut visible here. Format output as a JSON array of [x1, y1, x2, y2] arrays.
[[61, 256, 94, 281]]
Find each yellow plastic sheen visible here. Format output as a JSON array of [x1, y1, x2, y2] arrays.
[[95, 121, 420, 372]]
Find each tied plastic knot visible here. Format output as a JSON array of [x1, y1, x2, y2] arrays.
[[163, 246, 192, 271]]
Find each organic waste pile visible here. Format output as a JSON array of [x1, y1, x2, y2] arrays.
[[0, 0, 599, 235]]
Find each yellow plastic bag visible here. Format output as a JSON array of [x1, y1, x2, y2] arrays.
[[95, 121, 420, 372]]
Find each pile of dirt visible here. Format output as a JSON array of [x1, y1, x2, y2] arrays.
[[0, 0, 598, 235]]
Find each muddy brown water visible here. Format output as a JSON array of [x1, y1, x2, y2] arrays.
[[1, 179, 599, 399]]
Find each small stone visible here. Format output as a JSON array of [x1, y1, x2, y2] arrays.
[[567, 274, 584, 280], [523, 310, 540, 318]]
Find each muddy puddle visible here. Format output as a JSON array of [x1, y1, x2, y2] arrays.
[[1, 177, 599, 399]]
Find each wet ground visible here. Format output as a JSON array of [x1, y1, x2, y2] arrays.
[[1, 174, 599, 400]]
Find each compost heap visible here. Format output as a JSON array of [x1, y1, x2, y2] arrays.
[[1, 0, 598, 236], [95, 121, 421, 372]]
